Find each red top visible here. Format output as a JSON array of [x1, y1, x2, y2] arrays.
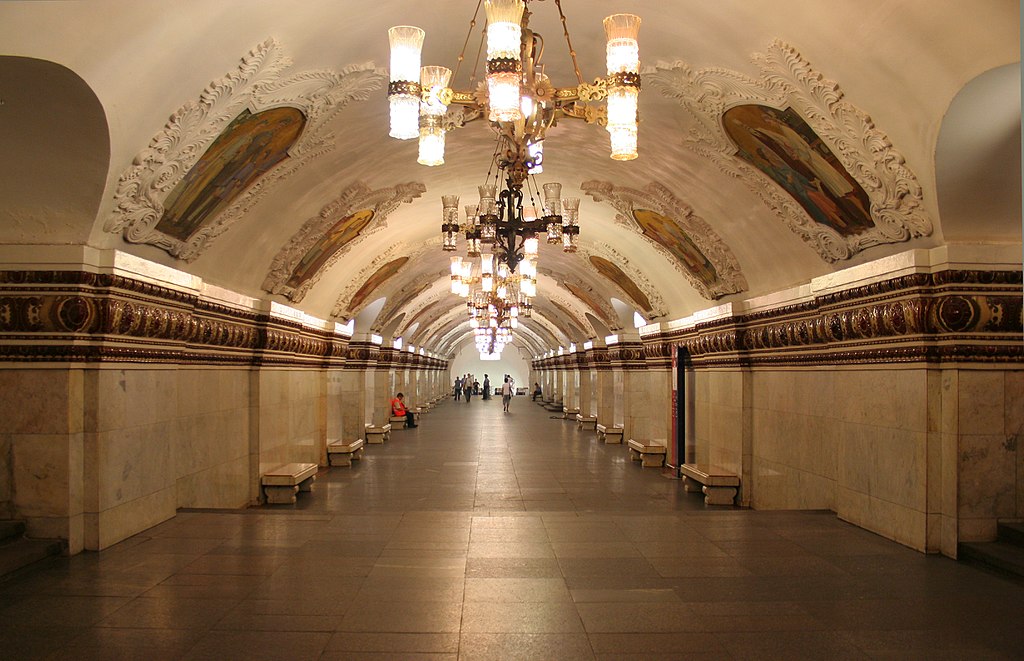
[[391, 397, 407, 416]]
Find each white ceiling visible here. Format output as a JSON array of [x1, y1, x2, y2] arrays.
[[0, 1, 1019, 356]]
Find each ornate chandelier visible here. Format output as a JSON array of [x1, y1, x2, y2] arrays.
[[388, 0, 640, 355]]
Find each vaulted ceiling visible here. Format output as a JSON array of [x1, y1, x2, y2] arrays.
[[0, 1, 1019, 359]]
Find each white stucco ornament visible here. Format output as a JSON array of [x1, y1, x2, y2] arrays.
[[646, 40, 933, 262], [104, 38, 386, 261], [263, 181, 426, 303], [581, 180, 748, 300]]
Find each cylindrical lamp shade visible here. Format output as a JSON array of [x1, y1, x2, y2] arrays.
[[562, 197, 580, 252], [417, 118, 445, 166], [542, 182, 562, 215], [607, 86, 639, 160], [442, 195, 460, 250], [523, 236, 539, 256], [484, 0, 525, 122], [389, 96, 420, 140], [388, 26, 425, 140], [603, 14, 641, 74], [604, 14, 640, 160], [484, 1, 525, 59], [389, 26, 426, 81]]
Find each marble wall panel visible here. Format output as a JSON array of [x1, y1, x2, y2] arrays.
[[85, 486, 176, 550], [176, 455, 250, 509], [0, 370, 80, 434], [12, 432, 80, 519]]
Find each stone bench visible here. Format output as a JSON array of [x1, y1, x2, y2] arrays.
[[365, 423, 391, 444], [627, 439, 667, 468], [389, 411, 419, 428], [544, 401, 564, 412], [562, 407, 579, 420], [262, 462, 318, 504], [327, 439, 364, 467], [680, 463, 740, 506], [596, 423, 624, 444], [576, 414, 598, 430]]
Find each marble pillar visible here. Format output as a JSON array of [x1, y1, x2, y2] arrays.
[[578, 360, 594, 418], [595, 367, 614, 428]]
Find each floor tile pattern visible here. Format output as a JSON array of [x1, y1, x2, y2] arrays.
[[2, 397, 1022, 659]]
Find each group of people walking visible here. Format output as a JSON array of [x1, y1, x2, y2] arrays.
[[452, 373, 517, 412]]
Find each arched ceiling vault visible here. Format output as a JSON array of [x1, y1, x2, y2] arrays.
[[1, 2, 1019, 359]]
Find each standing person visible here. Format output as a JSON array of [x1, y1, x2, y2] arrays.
[[501, 376, 513, 412], [390, 392, 417, 428], [454, 376, 462, 400], [482, 374, 491, 400], [464, 378, 473, 402]]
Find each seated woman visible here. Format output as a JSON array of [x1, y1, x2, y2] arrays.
[[532, 382, 542, 401], [390, 392, 417, 428]]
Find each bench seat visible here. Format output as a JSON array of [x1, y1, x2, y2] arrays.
[[596, 423, 624, 444], [679, 463, 740, 505], [562, 407, 580, 420], [365, 423, 391, 444], [389, 412, 419, 428], [327, 439, 364, 467], [576, 414, 598, 430], [627, 439, 667, 467], [262, 462, 318, 504]]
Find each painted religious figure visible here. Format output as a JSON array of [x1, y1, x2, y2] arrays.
[[156, 107, 306, 242], [589, 256, 652, 312], [723, 104, 874, 237], [285, 209, 375, 289], [631, 209, 720, 289], [346, 257, 409, 314]]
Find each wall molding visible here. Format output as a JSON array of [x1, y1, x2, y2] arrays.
[[534, 269, 1023, 370], [104, 38, 385, 261], [0, 270, 447, 370], [581, 180, 747, 299], [263, 181, 425, 303], [645, 40, 933, 262]]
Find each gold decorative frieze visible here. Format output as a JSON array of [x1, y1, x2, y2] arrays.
[[533, 270, 1023, 370]]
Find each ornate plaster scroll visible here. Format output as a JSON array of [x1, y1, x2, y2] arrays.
[[520, 307, 573, 347], [535, 297, 590, 340], [263, 180, 426, 302], [105, 38, 386, 261], [541, 268, 621, 330], [370, 269, 448, 333], [581, 180, 747, 300], [576, 242, 668, 318], [645, 40, 933, 262], [401, 289, 461, 340], [329, 244, 410, 320]]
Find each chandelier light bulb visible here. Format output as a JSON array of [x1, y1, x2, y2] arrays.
[[417, 119, 445, 166], [484, 0, 525, 122], [523, 236, 539, 256], [603, 14, 641, 74], [387, 26, 426, 140]]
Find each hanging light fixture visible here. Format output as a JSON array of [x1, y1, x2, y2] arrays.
[[387, 0, 641, 264], [388, 0, 640, 350]]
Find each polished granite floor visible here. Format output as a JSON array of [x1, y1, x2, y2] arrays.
[[2, 396, 1023, 660]]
